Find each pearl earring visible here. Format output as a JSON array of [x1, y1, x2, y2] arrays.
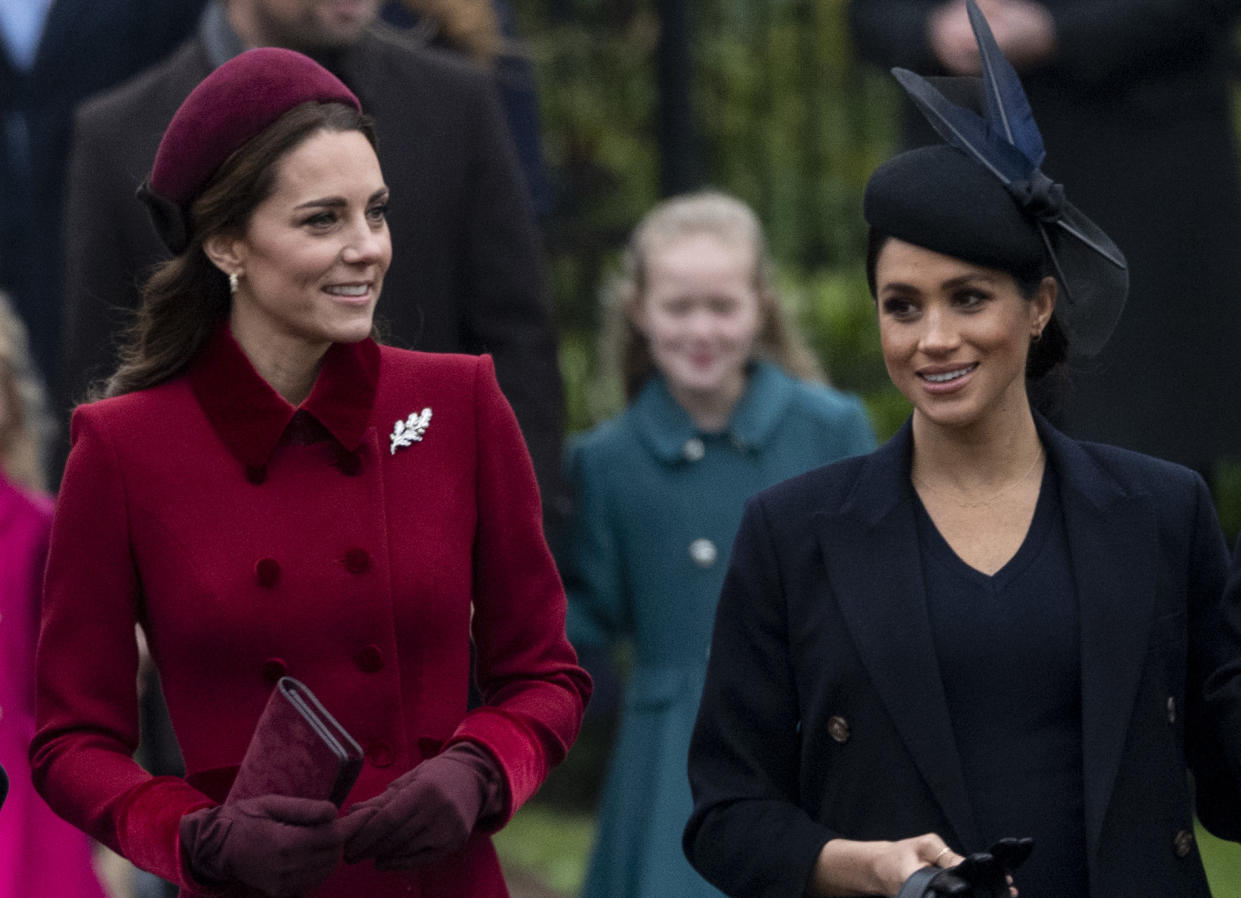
[[228, 271, 240, 294]]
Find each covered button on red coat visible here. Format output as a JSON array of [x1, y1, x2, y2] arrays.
[[344, 548, 371, 574], [261, 658, 288, 684], [355, 645, 384, 673], [254, 558, 280, 588], [334, 448, 363, 476]]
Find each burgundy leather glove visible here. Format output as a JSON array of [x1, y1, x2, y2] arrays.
[[343, 742, 505, 870], [180, 794, 354, 896]]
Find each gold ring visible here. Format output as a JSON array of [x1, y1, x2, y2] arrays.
[[933, 846, 951, 865]]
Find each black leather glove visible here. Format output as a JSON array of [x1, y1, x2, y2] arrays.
[[896, 866, 971, 898], [985, 837, 1035, 873], [897, 838, 1034, 898], [343, 742, 504, 870], [180, 794, 355, 896]]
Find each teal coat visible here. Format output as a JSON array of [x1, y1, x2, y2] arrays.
[[563, 362, 875, 898]]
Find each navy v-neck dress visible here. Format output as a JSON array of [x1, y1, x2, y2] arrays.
[[915, 466, 1090, 896]]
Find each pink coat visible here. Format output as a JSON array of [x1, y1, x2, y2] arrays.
[[0, 474, 107, 898], [32, 329, 590, 896]]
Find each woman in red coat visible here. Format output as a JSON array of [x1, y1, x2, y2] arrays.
[[31, 47, 590, 897]]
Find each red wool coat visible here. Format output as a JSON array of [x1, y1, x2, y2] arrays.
[[32, 328, 590, 897]]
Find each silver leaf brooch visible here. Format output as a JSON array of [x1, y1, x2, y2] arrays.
[[390, 408, 432, 455]]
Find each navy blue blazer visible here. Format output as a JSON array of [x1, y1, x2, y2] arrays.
[[685, 417, 1240, 897]]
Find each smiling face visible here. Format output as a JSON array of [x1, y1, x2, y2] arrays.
[[631, 231, 763, 425], [208, 128, 390, 373], [875, 238, 1053, 434]]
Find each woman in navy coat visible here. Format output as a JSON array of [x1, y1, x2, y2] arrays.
[[684, 9, 1241, 897], [563, 191, 874, 897]]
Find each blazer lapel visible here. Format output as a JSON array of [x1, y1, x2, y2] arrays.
[[1041, 423, 1157, 859], [815, 422, 983, 850]]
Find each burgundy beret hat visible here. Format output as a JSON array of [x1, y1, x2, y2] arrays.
[[139, 48, 360, 252]]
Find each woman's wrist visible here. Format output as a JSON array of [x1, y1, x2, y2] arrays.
[[808, 835, 962, 898], [808, 838, 893, 897]]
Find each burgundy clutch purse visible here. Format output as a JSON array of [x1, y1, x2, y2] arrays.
[[225, 676, 364, 808]]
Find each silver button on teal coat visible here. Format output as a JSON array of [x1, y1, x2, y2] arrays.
[[561, 361, 875, 897]]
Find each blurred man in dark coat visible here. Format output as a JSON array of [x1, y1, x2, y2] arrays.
[[0, 0, 206, 383]]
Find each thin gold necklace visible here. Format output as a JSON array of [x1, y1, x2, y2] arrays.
[[912, 446, 1045, 509]]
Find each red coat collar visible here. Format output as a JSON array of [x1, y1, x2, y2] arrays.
[[188, 325, 381, 469]]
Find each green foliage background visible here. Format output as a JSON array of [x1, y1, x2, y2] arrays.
[[520, 0, 911, 441]]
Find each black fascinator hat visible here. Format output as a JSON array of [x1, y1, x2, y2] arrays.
[[863, 0, 1127, 356]]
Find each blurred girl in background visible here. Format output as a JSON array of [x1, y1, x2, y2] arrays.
[[561, 190, 875, 897]]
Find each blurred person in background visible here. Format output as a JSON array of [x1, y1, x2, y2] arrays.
[[561, 190, 874, 898], [848, 0, 1241, 481], [382, 0, 551, 216], [0, 0, 206, 384], [0, 291, 108, 898]]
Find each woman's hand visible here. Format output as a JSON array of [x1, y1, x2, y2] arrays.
[[343, 742, 501, 870], [179, 795, 356, 896], [929, 0, 1056, 75], [929, 0, 984, 74], [808, 833, 963, 897]]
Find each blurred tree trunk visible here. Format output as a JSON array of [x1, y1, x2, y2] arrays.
[[656, 0, 699, 194]]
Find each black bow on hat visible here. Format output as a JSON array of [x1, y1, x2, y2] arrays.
[[890, 0, 1127, 356]]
